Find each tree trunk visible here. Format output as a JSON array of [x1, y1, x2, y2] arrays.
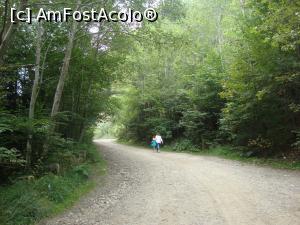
[[0, 0, 28, 60], [26, 22, 43, 168], [240, 0, 245, 16], [42, 0, 81, 158], [78, 81, 92, 142], [51, 1, 80, 117], [216, 6, 224, 70]]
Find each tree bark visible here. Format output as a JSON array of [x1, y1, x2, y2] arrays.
[[0, 0, 28, 60], [0, 0, 10, 44], [240, 0, 245, 16], [216, 6, 224, 70], [26, 22, 43, 168], [78, 81, 92, 142], [42, 0, 81, 158], [51, 1, 80, 118]]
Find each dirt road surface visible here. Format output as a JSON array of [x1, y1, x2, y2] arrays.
[[43, 139, 300, 225]]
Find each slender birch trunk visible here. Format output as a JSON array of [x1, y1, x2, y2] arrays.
[[42, 0, 81, 158], [240, 0, 245, 16], [26, 23, 43, 167], [216, 6, 224, 70], [50, 1, 80, 117]]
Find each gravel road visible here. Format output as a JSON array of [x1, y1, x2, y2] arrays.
[[43, 139, 300, 225]]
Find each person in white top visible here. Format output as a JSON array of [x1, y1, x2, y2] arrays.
[[155, 134, 163, 152]]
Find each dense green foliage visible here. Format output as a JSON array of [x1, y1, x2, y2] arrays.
[[0, 0, 148, 222], [1, 0, 300, 222], [0, 144, 105, 225], [0, 0, 142, 181], [115, 0, 300, 158]]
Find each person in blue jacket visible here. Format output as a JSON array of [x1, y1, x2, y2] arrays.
[[150, 136, 157, 151]]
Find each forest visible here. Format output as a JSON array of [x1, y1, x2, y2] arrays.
[[0, 0, 300, 224], [115, 0, 300, 158]]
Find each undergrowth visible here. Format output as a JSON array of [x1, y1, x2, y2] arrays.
[[0, 144, 105, 225], [164, 144, 300, 170], [119, 139, 300, 170]]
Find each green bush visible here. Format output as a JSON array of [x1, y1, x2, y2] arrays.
[[72, 164, 90, 179], [0, 147, 25, 167], [0, 181, 51, 225], [172, 139, 199, 152], [0, 144, 102, 225], [0, 169, 90, 225]]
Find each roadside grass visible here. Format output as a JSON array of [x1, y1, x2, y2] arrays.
[[0, 144, 106, 225], [118, 139, 300, 170], [168, 146, 300, 170]]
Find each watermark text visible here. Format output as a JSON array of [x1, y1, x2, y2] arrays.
[[11, 8, 158, 24]]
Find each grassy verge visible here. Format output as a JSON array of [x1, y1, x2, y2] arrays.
[[0, 144, 106, 225], [118, 139, 300, 170], [164, 145, 300, 170]]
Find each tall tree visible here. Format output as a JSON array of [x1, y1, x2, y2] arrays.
[[26, 22, 43, 167], [0, 0, 28, 60], [50, 0, 81, 118]]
